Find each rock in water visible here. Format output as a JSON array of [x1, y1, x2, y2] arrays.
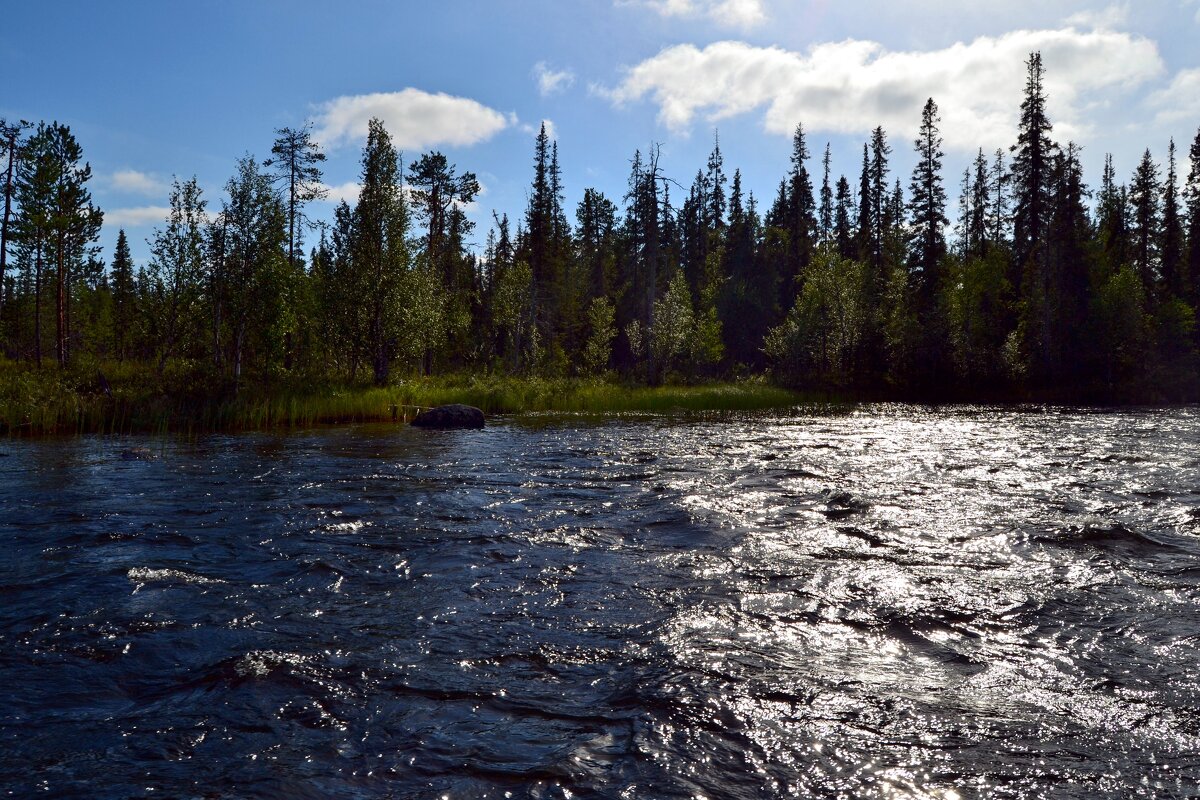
[[411, 404, 486, 430], [120, 447, 156, 461]]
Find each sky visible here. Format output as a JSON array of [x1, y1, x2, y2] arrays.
[[2, 0, 1199, 266]]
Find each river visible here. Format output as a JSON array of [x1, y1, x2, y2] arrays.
[[2, 406, 1199, 798]]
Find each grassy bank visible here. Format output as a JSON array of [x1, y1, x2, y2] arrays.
[[0, 360, 817, 435]]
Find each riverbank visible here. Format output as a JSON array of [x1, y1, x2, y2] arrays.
[[0, 361, 818, 435]]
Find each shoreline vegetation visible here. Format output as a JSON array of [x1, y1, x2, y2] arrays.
[[0, 361, 822, 436], [2, 53, 1200, 433], [2, 359, 1190, 437]]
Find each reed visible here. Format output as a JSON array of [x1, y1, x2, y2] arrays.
[[0, 359, 821, 436]]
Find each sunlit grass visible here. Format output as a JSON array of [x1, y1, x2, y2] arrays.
[[0, 359, 819, 435]]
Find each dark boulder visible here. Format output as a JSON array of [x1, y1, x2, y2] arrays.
[[411, 404, 485, 430]]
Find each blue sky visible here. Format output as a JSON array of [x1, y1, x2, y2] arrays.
[[3, 0, 1199, 266]]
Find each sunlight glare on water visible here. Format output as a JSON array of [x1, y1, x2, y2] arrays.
[[1, 405, 1199, 798]]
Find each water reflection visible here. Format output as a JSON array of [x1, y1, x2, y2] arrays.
[[1, 406, 1199, 797]]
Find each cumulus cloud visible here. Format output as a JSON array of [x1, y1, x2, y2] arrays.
[[111, 169, 166, 197], [520, 118, 557, 140], [104, 206, 172, 227], [600, 27, 1163, 151], [312, 88, 512, 150], [1148, 67, 1200, 124], [314, 181, 362, 205], [617, 0, 765, 29], [533, 62, 576, 96]]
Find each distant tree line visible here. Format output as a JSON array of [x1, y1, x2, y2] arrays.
[[2, 51, 1199, 400]]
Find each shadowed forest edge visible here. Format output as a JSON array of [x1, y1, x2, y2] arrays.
[[2, 52, 1200, 433]]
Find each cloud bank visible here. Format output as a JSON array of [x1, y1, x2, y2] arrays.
[[617, 0, 766, 29], [601, 26, 1164, 150]]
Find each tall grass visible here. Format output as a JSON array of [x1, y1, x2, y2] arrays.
[[0, 359, 820, 436]]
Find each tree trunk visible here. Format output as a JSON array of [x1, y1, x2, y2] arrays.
[[0, 130, 17, 318], [34, 242, 42, 368], [55, 232, 66, 367]]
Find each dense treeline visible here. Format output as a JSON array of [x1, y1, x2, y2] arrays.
[[2, 52, 1200, 403]]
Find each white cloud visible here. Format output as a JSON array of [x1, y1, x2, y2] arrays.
[[312, 88, 512, 150], [519, 118, 557, 140], [314, 181, 362, 205], [104, 206, 172, 227], [617, 0, 766, 29], [1064, 3, 1130, 30], [110, 169, 166, 197], [1148, 67, 1200, 124], [601, 27, 1163, 151], [533, 62, 576, 96]]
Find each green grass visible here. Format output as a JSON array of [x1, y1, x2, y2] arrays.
[[0, 360, 821, 436]]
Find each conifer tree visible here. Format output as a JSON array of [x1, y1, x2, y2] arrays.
[[353, 118, 410, 385], [833, 176, 855, 260], [1130, 149, 1161, 290], [1010, 52, 1055, 285], [1186, 128, 1200, 302], [44, 123, 102, 366], [1161, 139, 1185, 298], [908, 98, 948, 295], [110, 229, 135, 360], [0, 119, 27, 320], [265, 123, 327, 269], [819, 143, 833, 244]]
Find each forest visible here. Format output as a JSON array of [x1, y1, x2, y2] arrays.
[[2, 51, 1200, 431]]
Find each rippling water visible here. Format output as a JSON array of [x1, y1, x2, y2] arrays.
[[3, 406, 1200, 798]]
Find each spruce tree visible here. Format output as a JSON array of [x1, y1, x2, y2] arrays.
[[834, 176, 855, 260], [1161, 139, 1184, 298], [1130, 149, 1161, 290], [1010, 52, 1055, 287], [1186, 128, 1200, 302], [908, 98, 948, 296], [110, 229, 135, 360], [353, 118, 410, 385], [819, 143, 833, 245]]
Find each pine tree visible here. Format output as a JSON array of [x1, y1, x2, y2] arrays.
[[12, 126, 56, 365], [0, 119, 27, 321], [264, 123, 327, 269], [44, 123, 102, 367]]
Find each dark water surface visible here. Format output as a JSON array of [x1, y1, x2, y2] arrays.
[[3, 406, 1200, 798]]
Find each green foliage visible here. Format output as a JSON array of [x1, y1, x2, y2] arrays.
[[944, 249, 1012, 384], [765, 250, 868, 386], [1092, 265, 1151, 388], [581, 296, 616, 377]]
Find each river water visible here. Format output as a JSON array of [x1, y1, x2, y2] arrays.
[[2, 406, 1199, 798]]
